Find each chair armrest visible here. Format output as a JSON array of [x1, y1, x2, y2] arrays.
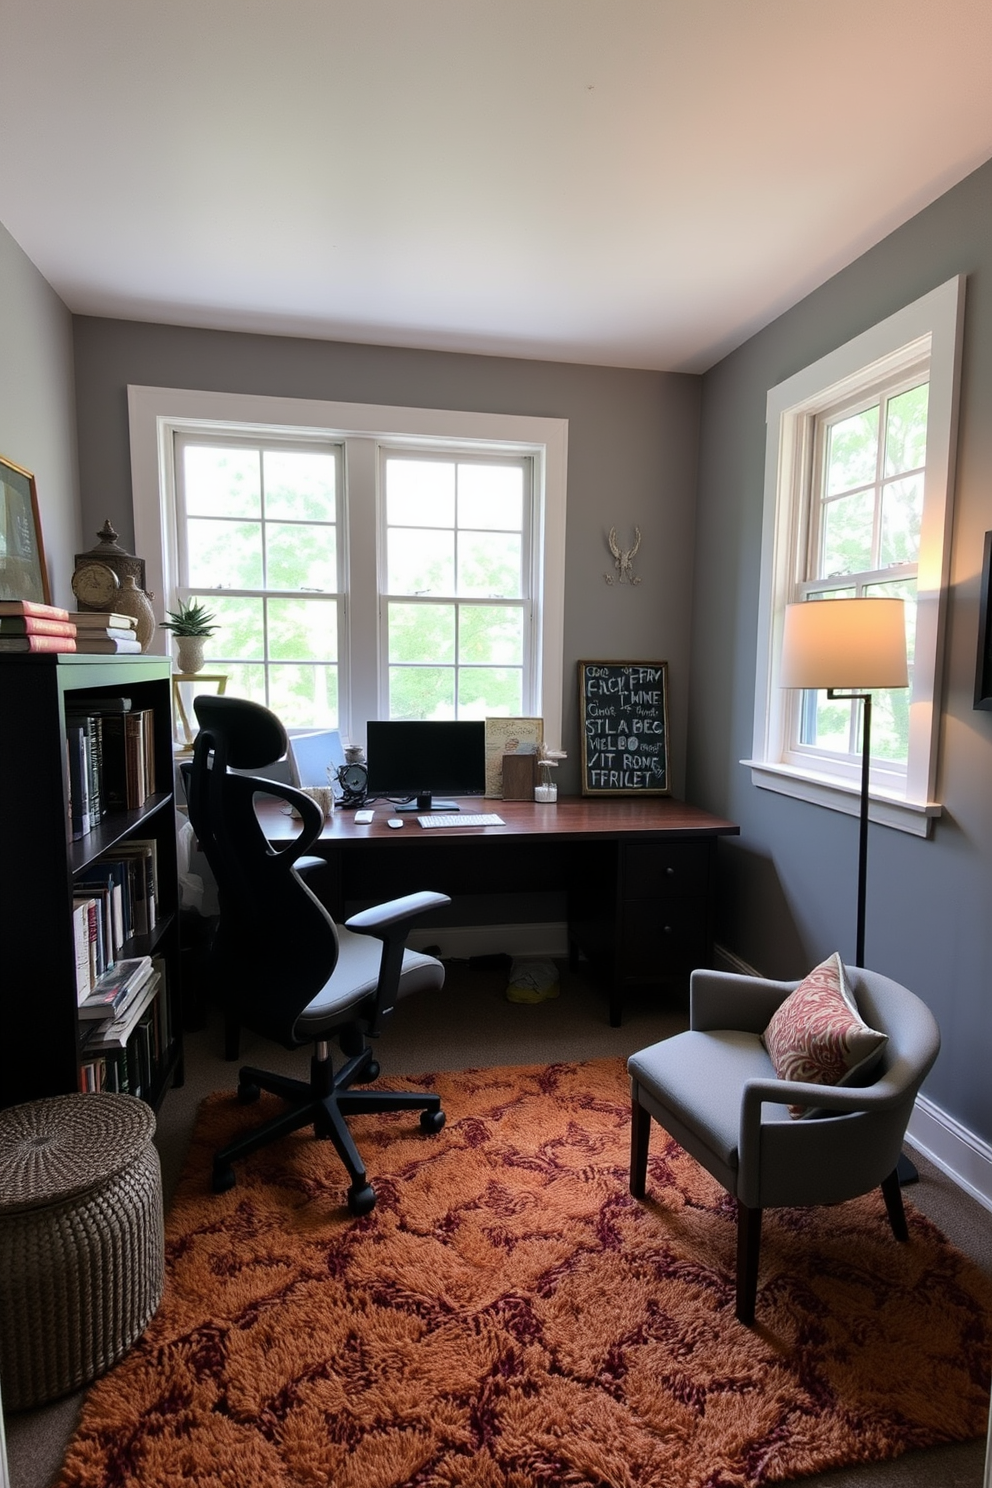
[[690, 969, 797, 1034], [344, 892, 451, 1038], [345, 891, 451, 937], [739, 1073, 907, 1183]]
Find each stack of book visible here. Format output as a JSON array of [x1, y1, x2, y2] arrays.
[[65, 695, 158, 837], [0, 600, 77, 652], [68, 612, 142, 654], [78, 955, 169, 1099]]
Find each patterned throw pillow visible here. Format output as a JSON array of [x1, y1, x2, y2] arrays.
[[762, 953, 888, 1119]]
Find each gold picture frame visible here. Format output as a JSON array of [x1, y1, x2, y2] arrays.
[[0, 454, 50, 605], [483, 716, 544, 797]]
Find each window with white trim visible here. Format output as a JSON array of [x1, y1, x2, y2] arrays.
[[747, 277, 964, 837], [128, 389, 568, 747], [176, 435, 343, 729], [380, 450, 532, 719]]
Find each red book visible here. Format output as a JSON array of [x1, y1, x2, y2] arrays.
[[0, 599, 70, 620], [0, 634, 77, 653], [0, 616, 77, 637]]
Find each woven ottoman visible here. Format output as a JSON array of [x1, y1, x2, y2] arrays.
[[0, 1092, 164, 1410]]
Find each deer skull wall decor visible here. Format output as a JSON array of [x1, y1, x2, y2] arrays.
[[605, 526, 641, 585]]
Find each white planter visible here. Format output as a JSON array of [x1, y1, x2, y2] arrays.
[[176, 636, 207, 675]]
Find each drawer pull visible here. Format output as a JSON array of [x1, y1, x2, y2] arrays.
[[663, 925, 673, 934], [665, 866, 675, 876]]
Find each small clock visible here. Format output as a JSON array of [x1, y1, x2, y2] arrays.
[[336, 762, 368, 806], [71, 560, 121, 610]]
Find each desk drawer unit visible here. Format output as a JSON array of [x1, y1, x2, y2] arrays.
[[620, 841, 711, 980], [568, 838, 716, 1026]]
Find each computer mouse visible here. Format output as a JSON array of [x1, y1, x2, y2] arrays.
[[387, 818, 404, 828]]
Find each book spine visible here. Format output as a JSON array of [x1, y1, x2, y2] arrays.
[[0, 634, 77, 652], [0, 599, 70, 619], [100, 713, 129, 810], [0, 616, 77, 636], [85, 715, 104, 823], [66, 723, 91, 839], [72, 899, 94, 1001], [124, 713, 147, 810]]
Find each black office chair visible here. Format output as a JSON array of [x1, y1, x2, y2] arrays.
[[184, 695, 449, 1215]]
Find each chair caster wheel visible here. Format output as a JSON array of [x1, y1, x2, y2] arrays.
[[348, 1182, 376, 1216], [420, 1108, 446, 1134], [212, 1164, 237, 1193], [237, 1081, 260, 1104], [365, 1059, 380, 1082]]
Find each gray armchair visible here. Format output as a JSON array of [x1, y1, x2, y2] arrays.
[[628, 965, 940, 1324]]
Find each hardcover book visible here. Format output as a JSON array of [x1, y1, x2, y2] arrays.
[[0, 616, 77, 637], [78, 956, 153, 1019], [68, 612, 137, 630], [74, 636, 143, 654], [0, 633, 77, 653], [0, 599, 70, 620]]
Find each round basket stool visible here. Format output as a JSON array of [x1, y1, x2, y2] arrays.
[[0, 1092, 164, 1410]]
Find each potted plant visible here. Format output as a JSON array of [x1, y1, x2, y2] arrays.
[[160, 599, 218, 675]]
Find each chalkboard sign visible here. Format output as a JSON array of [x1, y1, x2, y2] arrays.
[[578, 661, 670, 796]]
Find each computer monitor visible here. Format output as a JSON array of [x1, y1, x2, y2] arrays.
[[365, 720, 486, 811]]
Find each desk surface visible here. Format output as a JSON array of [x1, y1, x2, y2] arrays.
[[261, 795, 739, 844]]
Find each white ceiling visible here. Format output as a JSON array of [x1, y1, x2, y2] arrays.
[[2, 0, 991, 373]]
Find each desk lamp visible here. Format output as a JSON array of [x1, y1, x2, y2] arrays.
[[780, 597, 908, 968]]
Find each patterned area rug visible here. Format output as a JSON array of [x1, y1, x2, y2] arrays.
[[58, 1058, 992, 1487]]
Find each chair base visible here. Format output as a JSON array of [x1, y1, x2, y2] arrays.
[[212, 1044, 444, 1214]]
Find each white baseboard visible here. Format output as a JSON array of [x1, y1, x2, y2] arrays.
[[408, 921, 569, 961], [905, 1093, 992, 1215]]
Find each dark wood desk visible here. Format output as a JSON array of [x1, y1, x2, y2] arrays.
[[260, 796, 739, 1026]]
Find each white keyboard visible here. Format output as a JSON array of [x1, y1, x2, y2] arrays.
[[418, 813, 505, 829]]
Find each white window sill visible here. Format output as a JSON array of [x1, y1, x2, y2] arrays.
[[742, 759, 941, 838]]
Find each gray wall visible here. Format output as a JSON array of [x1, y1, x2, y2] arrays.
[[689, 157, 992, 1144], [71, 319, 700, 795], [0, 221, 80, 607]]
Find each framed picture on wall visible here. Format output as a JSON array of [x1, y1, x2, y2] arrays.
[[975, 530, 992, 711], [0, 455, 50, 605]]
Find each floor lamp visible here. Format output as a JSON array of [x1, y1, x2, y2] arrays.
[[780, 598, 916, 1183]]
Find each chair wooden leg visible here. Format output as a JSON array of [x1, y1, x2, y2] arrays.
[[881, 1168, 909, 1242], [736, 1203, 762, 1325], [630, 1099, 651, 1199]]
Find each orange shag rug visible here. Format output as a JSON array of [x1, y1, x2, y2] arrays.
[[59, 1058, 992, 1488]]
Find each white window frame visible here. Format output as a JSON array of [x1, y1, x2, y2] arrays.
[[745, 276, 965, 838], [376, 444, 535, 720], [127, 387, 568, 747]]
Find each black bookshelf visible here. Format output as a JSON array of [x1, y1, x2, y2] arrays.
[[0, 653, 184, 1108]]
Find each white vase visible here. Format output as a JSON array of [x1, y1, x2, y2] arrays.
[[176, 635, 207, 674]]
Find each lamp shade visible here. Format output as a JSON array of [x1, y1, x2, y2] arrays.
[[780, 598, 909, 690]]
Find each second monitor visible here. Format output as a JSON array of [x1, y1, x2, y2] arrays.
[[365, 719, 486, 812]]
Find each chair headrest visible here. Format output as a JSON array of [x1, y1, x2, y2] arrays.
[[193, 695, 288, 770]]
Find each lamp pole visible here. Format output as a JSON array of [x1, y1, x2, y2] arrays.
[[827, 687, 871, 967]]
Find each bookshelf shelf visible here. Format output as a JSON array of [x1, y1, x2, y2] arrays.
[[0, 652, 184, 1109]]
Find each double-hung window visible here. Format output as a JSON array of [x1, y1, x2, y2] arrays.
[[748, 277, 964, 836], [381, 450, 531, 719], [128, 389, 567, 746], [175, 435, 342, 729]]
